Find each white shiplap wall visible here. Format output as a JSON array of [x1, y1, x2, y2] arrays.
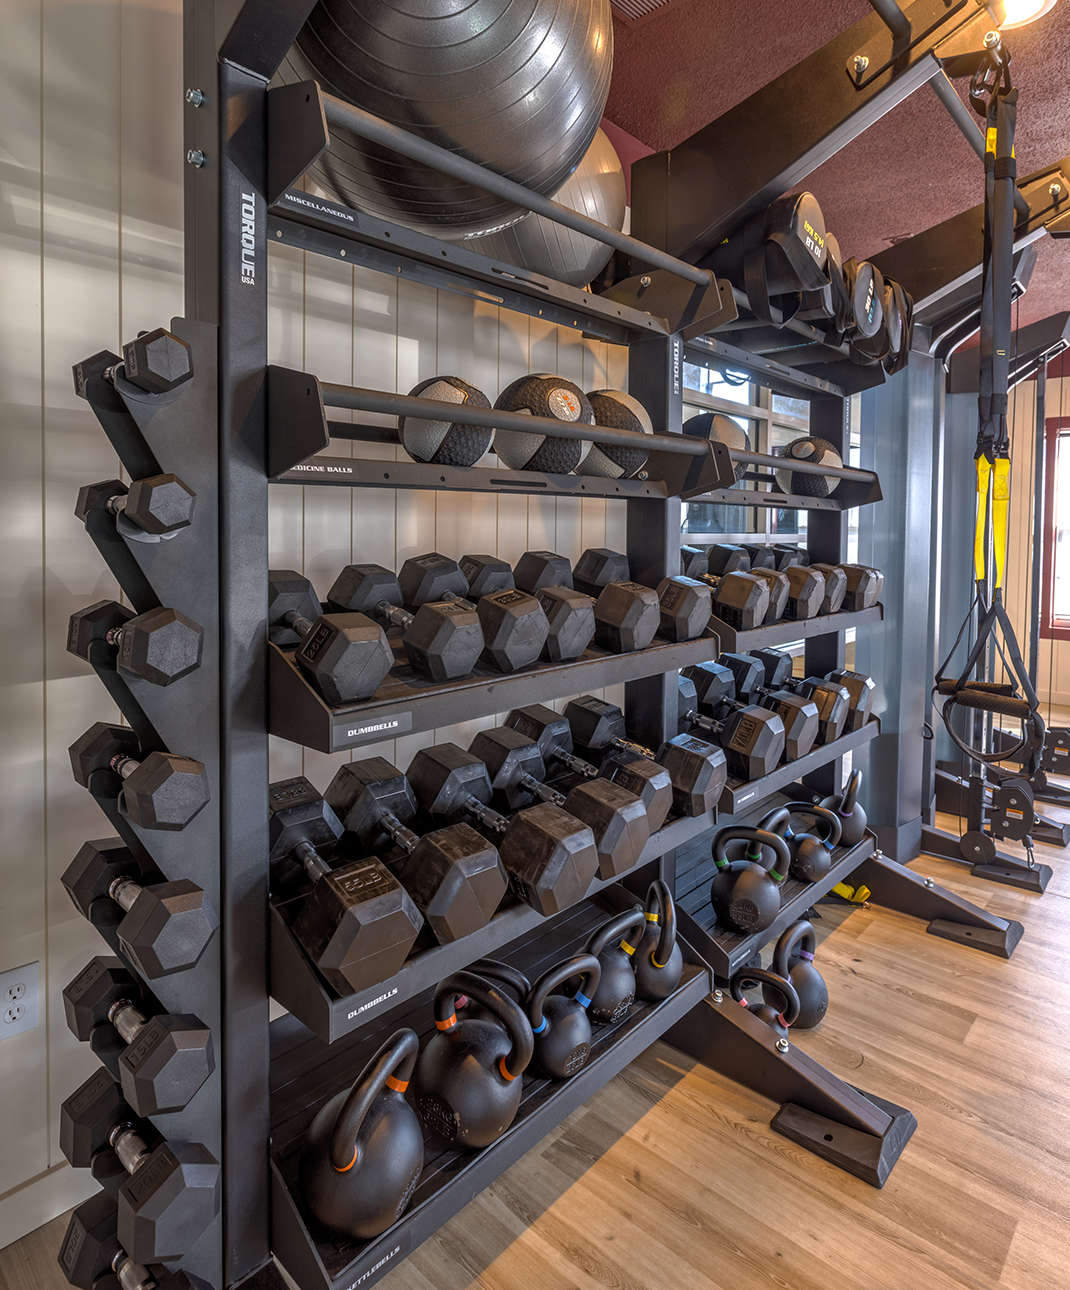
[[0, 0, 632, 1242]]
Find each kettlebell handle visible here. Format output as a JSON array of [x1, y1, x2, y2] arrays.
[[586, 907, 646, 959], [642, 880, 677, 969], [713, 826, 791, 879], [782, 802, 843, 849], [465, 959, 532, 1004], [729, 968, 801, 1027], [527, 954, 602, 1033], [328, 1027, 420, 1172], [757, 806, 791, 836], [772, 920, 817, 980], [841, 768, 863, 815], [435, 971, 534, 1081]]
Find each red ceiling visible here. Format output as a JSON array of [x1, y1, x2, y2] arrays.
[[604, 0, 1070, 330]]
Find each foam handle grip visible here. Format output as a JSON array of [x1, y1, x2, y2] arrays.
[[940, 687, 1034, 719]]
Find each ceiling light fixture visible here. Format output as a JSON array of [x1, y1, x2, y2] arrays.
[[1000, 0, 1058, 29]]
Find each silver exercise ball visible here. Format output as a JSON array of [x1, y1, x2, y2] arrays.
[[280, 0, 614, 240], [464, 129, 626, 286]]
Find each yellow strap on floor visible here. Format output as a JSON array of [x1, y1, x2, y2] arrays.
[[992, 456, 1010, 591], [974, 455, 992, 583]]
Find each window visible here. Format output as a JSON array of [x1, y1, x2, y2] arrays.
[[1041, 417, 1070, 640]]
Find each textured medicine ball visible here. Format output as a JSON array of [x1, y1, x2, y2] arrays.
[[775, 437, 843, 497], [683, 412, 751, 483], [399, 376, 493, 466], [576, 390, 653, 479], [464, 130, 626, 287], [279, 0, 613, 240], [493, 375, 593, 473]]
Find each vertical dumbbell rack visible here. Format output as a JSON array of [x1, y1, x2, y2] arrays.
[[55, 3, 1038, 1290]]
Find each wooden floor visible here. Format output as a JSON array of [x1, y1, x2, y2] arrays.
[[4, 808, 1069, 1290]]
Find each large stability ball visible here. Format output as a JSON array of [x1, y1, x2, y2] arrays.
[[464, 130, 626, 286], [281, 0, 614, 240]]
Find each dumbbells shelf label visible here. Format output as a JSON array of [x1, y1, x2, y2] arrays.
[[270, 633, 725, 754]]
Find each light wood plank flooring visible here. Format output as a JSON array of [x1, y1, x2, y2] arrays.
[[3, 800, 1068, 1290]]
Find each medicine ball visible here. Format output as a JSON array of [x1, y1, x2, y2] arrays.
[[683, 412, 751, 482], [774, 437, 842, 497], [279, 0, 613, 240], [464, 130, 626, 287], [399, 377, 493, 467], [493, 375, 593, 473], [577, 390, 653, 479]]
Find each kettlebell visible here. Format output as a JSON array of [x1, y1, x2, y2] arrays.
[[720, 806, 790, 868], [631, 881, 683, 1001], [456, 959, 531, 1026], [710, 824, 791, 934], [526, 954, 601, 1079], [819, 768, 867, 847], [413, 971, 533, 1149], [583, 906, 646, 1022], [770, 920, 828, 1029], [782, 803, 842, 882], [300, 1028, 423, 1240], [729, 968, 800, 1040]]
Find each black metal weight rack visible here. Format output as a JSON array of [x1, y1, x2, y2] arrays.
[[58, 3, 1051, 1289]]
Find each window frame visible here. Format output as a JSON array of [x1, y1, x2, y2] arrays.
[[1040, 415, 1070, 642]]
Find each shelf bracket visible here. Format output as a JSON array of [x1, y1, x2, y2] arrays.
[[266, 81, 329, 207]]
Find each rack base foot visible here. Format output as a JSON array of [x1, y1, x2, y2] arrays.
[[771, 1088, 917, 1189], [851, 850, 1026, 957], [665, 993, 914, 1187], [968, 862, 1052, 894], [927, 916, 1024, 958]]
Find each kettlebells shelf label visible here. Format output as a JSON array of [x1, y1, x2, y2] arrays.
[[345, 1237, 409, 1290]]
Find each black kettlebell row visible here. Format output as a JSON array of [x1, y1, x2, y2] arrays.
[[710, 770, 868, 935], [299, 885, 682, 1244], [728, 920, 830, 1037]]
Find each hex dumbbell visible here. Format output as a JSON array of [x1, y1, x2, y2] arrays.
[[60, 1068, 220, 1263], [76, 477, 196, 542], [68, 602, 203, 687], [62, 957, 214, 1116], [808, 563, 849, 612], [469, 726, 649, 879], [678, 664, 786, 779], [563, 695, 724, 817], [69, 724, 210, 831], [460, 552, 595, 663], [407, 744, 600, 916], [745, 649, 851, 744], [73, 329, 194, 399], [62, 839, 217, 979], [782, 565, 826, 621], [656, 575, 713, 642], [268, 571, 393, 704], [696, 569, 770, 630], [269, 777, 422, 994], [327, 562, 482, 682], [324, 759, 508, 943], [58, 1191, 211, 1290], [703, 655, 820, 762]]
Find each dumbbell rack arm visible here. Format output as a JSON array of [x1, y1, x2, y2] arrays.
[[268, 895, 711, 1290]]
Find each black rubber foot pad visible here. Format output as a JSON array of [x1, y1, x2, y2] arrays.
[[927, 916, 1025, 958], [771, 1088, 917, 1189], [970, 862, 1052, 894]]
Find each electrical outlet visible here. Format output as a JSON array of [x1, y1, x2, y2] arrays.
[[0, 963, 39, 1040]]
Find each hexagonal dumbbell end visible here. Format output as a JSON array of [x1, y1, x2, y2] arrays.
[[68, 601, 203, 686], [656, 734, 728, 817], [62, 838, 139, 927], [592, 582, 660, 653], [69, 723, 140, 791], [267, 570, 322, 645], [123, 475, 196, 536], [116, 1013, 215, 1117], [397, 552, 469, 609], [115, 878, 218, 979], [657, 576, 713, 642], [498, 803, 600, 917], [57, 1191, 122, 1290], [295, 612, 392, 706], [75, 480, 127, 525], [59, 1066, 132, 1169], [121, 329, 193, 395], [390, 823, 508, 943], [72, 349, 121, 401], [119, 751, 210, 831], [62, 956, 139, 1043], [118, 1139, 220, 1264]]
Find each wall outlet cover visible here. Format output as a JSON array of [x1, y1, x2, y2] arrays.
[[0, 962, 39, 1039]]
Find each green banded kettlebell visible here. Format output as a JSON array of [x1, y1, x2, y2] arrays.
[[413, 971, 533, 1149], [710, 823, 791, 933], [455, 959, 531, 1026], [819, 768, 867, 847], [631, 881, 683, 1001], [729, 968, 800, 1040], [782, 803, 842, 882], [300, 1028, 423, 1240], [582, 906, 646, 1022], [770, 920, 827, 1028], [527, 954, 601, 1079]]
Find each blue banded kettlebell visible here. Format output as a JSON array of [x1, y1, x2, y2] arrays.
[[582, 906, 646, 1022], [527, 954, 601, 1079], [782, 803, 842, 882]]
